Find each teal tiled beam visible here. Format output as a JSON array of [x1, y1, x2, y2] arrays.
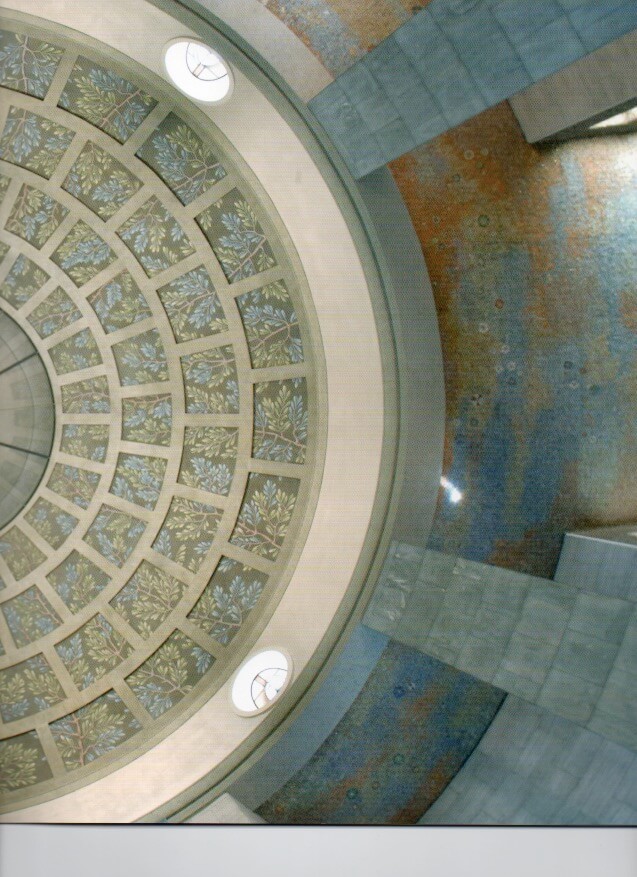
[[309, 0, 637, 178]]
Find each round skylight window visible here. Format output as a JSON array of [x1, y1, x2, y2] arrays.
[[231, 650, 291, 716], [163, 39, 232, 103]]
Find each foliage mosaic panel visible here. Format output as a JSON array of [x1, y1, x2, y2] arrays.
[[0, 527, 46, 580], [47, 550, 111, 614], [117, 196, 195, 277], [1, 586, 61, 647], [59, 423, 109, 461], [87, 270, 151, 334], [136, 112, 226, 205], [0, 654, 65, 723], [109, 453, 167, 510], [112, 328, 169, 386], [253, 378, 308, 464], [48, 327, 102, 375], [24, 497, 78, 549], [178, 426, 237, 497], [0, 253, 49, 308], [181, 346, 239, 414], [230, 473, 300, 561], [0, 240, 9, 264], [5, 183, 68, 248], [27, 286, 81, 338], [83, 505, 146, 568], [56, 613, 133, 690], [152, 496, 222, 574], [60, 375, 110, 413], [236, 280, 304, 368], [196, 188, 276, 284], [0, 106, 74, 178], [157, 266, 227, 342], [0, 731, 52, 793], [187, 557, 267, 646], [121, 394, 172, 446], [62, 141, 142, 220], [0, 173, 10, 204], [0, 30, 63, 98], [47, 463, 100, 509], [126, 630, 214, 719], [50, 691, 142, 771], [110, 560, 186, 639], [58, 56, 157, 143], [50, 220, 116, 286]]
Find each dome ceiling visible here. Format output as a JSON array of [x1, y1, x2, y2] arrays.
[[0, 18, 325, 809], [0, 310, 54, 531]]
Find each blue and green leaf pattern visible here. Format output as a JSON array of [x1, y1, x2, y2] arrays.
[[157, 266, 227, 342], [196, 188, 276, 283], [59, 423, 109, 461], [0, 731, 52, 792], [5, 183, 68, 248], [47, 551, 111, 614], [121, 394, 172, 446], [0, 106, 74, 178], [27, 286, 82, 338], [178, 426, 237, 496], [83, 505, 146, 568], [58, 57, 157, 143], [110, 560, 185, 638], [0, 528, 46, 580], [230, 473, 299, 560], [87, 270, 151, 334], [236, 280, 304, 368], [24, 497, 78, 549], [126, 630, 214, 719], [50, 691, 142, 771], [0, 254, 49, 309], [253, 378, 308, 463], [0, 30, 63, 97], [109, 453, 167, 510], [112, 328, 169, 386], [47, 463, 100, 509], [62, 140, 142, 219], [0, 654, 66, 722], [51, 220, 116, 286], [187, 557, 267, 646], [152, 496, 222, 573], [55, 614, 133, 690], [60, 375, 110, 413], [181, 345, 239, 414], [136, 112, 226, 204], [1, 585, 61, 647], [117, 196, 195, 277], [48, 327, 102, 374]]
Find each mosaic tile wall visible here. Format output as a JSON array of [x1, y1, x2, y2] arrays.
[[0, 21, 321, 808], [257, 638, 504, 824], [262, 0, 637, 578]]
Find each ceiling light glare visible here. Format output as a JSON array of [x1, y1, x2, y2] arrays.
[[441, 476, 463, 504], [231, 649, 291, 716], [163, 39, 232, 103], [590, 106, 637, 130]]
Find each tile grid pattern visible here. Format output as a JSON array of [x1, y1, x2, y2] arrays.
[[309, 0, 637, 177], [0, 23, 320, 807], [420, 695, 637, 825], [365, 542, 637, 751]]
